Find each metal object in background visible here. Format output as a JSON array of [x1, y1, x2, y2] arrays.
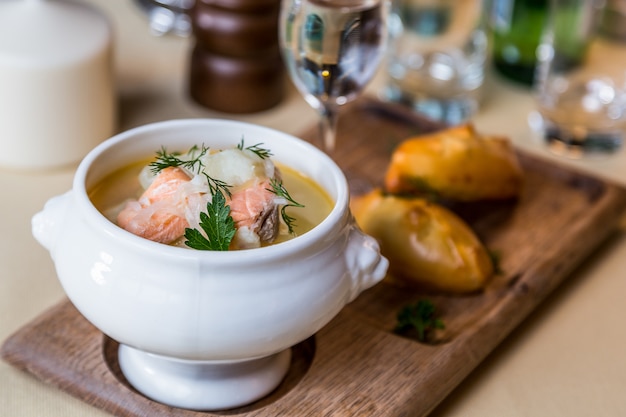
[[133, 0, 194, 36]]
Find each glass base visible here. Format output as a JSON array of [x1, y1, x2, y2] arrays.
[[530, 111, 623, 158], [545, 129, 623, 159], [382, 86, 478, 125]]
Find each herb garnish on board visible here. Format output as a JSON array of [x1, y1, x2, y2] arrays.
[[394, 299, 445, 343]]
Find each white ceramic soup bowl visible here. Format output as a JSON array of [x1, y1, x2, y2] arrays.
[[32, 119, 388, 411]]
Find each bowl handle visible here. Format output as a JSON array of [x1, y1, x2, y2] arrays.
[[344, 219, 389, 302], [32, 191, 73, 254]]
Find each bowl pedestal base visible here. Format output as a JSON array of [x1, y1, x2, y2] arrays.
[[118, 344, 292, 411]]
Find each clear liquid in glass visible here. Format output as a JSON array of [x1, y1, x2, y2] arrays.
[[281, 0, 387, 111]]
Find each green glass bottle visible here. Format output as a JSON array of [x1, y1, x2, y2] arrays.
[[491, 0, 548, 86]]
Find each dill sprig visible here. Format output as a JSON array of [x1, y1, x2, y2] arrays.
[[237, 138, 273, 160], [268, 178, 304, 235], [206, 177, 231, 199], [150, 144, 208, 175], [149, 145, 231, 198]]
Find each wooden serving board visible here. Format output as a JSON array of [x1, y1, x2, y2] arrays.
[[3, 97, 626, 417]]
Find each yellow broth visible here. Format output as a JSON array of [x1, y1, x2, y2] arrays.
[[88, 159, 335, 247]]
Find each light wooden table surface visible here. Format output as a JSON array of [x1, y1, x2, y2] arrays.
[[2, 1, 626, 416]]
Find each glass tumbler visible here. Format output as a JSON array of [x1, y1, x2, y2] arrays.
[[533, 0, 626, 157], [382, 0, 489, 125]]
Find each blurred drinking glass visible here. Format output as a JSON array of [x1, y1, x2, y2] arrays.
[[280, 0, 388, 154], [533, 0, 626, 157], [382, 0, 488, 125]]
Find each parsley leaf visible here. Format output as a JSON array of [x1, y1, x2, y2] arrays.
[[394, 299, 445, 342], [184, 191, 236, 251]]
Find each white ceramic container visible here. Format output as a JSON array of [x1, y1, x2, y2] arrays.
[[32, 119, 388, 410], [0, 0, 116, 170]]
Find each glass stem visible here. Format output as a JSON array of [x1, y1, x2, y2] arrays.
[[318, 105, 339, 154]]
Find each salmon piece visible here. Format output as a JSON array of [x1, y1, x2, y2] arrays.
[[228, 178, 279, 245], [117, 167, 191, 244], [140, 166, 192, 203]]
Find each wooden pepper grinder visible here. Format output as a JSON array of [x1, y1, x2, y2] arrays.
[[188, 0, 285, 113]]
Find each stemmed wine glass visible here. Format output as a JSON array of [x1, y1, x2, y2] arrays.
[[279, 0, 388, 153]]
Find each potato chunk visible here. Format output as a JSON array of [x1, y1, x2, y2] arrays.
[[351, 189, 493, 293], [384, 124, 523, 201]]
